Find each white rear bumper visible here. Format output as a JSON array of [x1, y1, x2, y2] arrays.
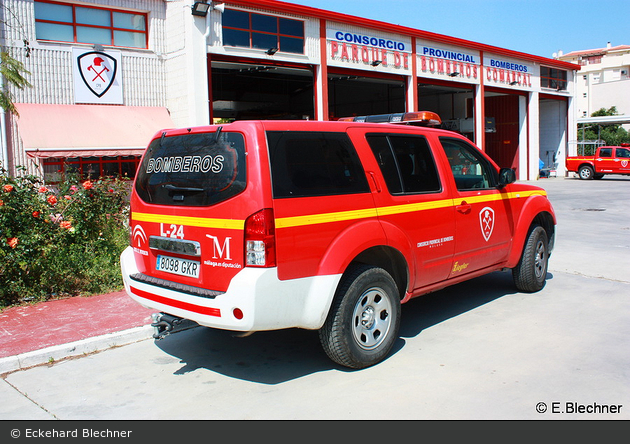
[[120, 246, 340, 331]]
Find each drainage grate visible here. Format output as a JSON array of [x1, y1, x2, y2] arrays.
[[572, 208, 606, 212]]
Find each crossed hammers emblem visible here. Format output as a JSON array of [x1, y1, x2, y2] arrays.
[[480, 207, 495, 241], [483, 211, 493, 231], [87, 56, 109, 82]]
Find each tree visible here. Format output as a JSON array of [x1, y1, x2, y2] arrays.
[[0, 4, 32, 115], [578, 106, 630, 147], [0, 51, 32, 115]]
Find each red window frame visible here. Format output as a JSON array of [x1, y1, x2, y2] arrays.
[[34, 0, 148, 49], [222, 10, 305, 54], [541, 66, 568, 91], [43, 156, 141, 182]]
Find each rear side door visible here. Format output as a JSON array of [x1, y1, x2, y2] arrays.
[[614, 147, 630, 174], [438, 136, 513, 277], [356, 130, 456, 289]]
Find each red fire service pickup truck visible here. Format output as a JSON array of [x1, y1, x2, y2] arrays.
[[121, 112, 556, 368], [566, 144, 630, 180]]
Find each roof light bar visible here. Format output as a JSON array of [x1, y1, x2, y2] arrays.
[[337, 111, 442, 126]]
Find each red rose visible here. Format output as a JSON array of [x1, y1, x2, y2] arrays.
[[47, 195, 58, 205], [3, 184, 14, 193], [8, 237, 18, 248], [33, 211, 40, 218], [60, 221, 72, 229], [82, 181, 94, 190], [38, 186, 48, 193]]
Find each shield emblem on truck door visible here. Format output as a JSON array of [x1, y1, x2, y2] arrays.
[[77, 51, 117, 98], [479, 207, 495, 242]]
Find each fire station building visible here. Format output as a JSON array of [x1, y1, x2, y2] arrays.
[[1, 0, 580, 180]]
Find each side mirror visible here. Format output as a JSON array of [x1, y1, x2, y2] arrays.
[[498, 168, 516, 188]]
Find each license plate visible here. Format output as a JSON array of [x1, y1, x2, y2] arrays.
[[156, 255, 200, 278]]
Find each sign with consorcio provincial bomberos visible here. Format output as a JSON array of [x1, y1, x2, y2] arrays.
[[416, 40, 480, 82], [484, 54, 533, 88], [327, 28, 412, 71]]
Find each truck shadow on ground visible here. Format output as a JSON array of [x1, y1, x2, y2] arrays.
[[155, 270, 551, 384]]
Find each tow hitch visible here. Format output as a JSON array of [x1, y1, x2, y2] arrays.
[[151, 313, 184, 339]]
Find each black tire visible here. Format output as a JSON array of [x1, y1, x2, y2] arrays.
[[319, 265, 401, 369], [512, 225, 549, 293], [578, 165, 594, 180]]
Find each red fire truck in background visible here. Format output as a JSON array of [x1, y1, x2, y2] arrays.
[[566, 144, 630, 180]]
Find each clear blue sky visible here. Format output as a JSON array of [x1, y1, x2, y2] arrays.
[[286, 0, 628, 59]]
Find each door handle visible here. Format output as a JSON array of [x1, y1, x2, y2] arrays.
[[457, 201, 472, 214], [368, 171, 381, 193]]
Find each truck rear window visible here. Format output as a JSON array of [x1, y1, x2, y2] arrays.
[[135, 130, 246, 206]]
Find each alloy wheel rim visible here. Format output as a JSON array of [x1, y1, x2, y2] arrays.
[[352, 287, 392, 350]]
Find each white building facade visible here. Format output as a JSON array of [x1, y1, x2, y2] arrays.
[[1, 0, 580, 180], [557, 43, 630, 120]]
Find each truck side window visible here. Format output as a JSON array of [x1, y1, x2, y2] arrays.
[[599, 148, 613, 158], [366, 134, 441, 194], [615, 148, 630, 158], [440, 137, 496, 191], [267, 131, 369, 198]]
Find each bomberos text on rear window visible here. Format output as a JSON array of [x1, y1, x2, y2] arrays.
[[135, 129, 246, 206]]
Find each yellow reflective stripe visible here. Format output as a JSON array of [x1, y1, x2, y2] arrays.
[[376, 198, 454, 216], [275, 208, 378, 229], [132, 190, 547, 230], [132, 212, 244, 230]]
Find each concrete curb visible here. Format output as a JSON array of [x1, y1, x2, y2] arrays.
[[0, 325, 154, 375]]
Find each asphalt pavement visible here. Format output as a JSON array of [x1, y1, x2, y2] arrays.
[[1, 176, 629, 420]]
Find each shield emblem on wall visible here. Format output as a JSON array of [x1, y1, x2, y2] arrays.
[[479, 206, 495, 242], [77, 51, 117, 98]]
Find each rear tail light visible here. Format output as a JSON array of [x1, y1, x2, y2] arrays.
[[244, 209, 276, 267]]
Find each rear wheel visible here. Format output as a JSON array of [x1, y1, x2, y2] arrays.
[[512, 225, 549, 293], [578, 165, 594, 180], [319, 265, 401, 369]]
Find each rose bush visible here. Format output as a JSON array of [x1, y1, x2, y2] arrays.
[[0, 166, 130, 308]]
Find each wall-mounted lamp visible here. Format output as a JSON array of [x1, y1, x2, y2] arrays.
[[266, 47, 279, 55], [449, 72, 460, 77], [371, 60, 382, 66], [191, 1, 211, 16], [509, 81, 519, 86]]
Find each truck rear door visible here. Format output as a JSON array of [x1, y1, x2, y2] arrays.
[[130, 125, 263, 294], [614, 147, 630, 174]]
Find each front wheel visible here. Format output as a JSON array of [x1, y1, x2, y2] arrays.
[[512, 225, 549, 293], [319, 265, 401, 369]]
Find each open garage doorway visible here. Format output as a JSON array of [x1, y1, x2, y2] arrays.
[[484, 92, 521, 173], [328, 73, 405, 120], [417, 81, 476, 141], [539, 96, 567, 174], [211, 61, 314, 121]]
